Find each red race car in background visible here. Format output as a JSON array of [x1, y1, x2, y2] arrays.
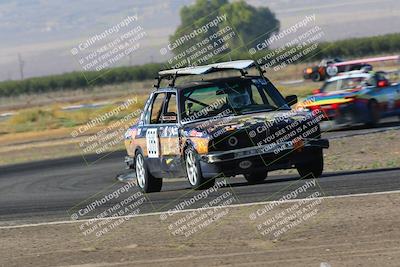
[[303, 55, 399, 82]]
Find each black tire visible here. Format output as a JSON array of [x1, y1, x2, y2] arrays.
[[185, 146, 215, 190], [244, 172, 268, 184], [366, 100, 380, 127], [311, 72, 321, 82], [296, 149, 324, 179], [135, 151, 162, 193]]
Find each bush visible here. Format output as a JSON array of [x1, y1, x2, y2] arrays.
[[0, 63, 163, 97]]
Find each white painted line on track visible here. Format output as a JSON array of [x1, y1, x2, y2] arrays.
[[1, 189, 400, 230]]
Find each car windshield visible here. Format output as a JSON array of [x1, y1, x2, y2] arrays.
[[322, 76, 370, 93], [180, 78, 289, 122]]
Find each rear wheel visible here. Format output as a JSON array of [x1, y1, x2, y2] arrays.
[[244, 172, 268, 184], [366, 100, 380, 127], [135, 151, 162, 193], [296, 149, 324, 179], [185, 147, 215, 190]]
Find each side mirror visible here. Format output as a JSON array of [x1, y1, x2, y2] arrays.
[[216, 89, 225, 95], [312, 88, 321, 95], [285, 95, 298, 106], [161, 112, 177, 123]]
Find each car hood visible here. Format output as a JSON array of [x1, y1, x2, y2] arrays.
[[182, 110, 311, 137]]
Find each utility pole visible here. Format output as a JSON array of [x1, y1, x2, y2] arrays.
[[18, 53, 25, 80]]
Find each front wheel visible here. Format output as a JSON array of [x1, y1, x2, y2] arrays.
[[244, 172, 268, 184], [135, 151, 162, 193], [296, 149, 324, 179], [185, 147, 215, 190], [311, 72, 321, 82]]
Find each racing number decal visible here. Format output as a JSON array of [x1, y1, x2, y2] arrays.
[[146, 128, 159, 158], [326, 65, 338, 77]]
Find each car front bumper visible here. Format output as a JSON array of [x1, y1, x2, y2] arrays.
[[199, 139, 329, 178], [201, 139, 329, 163]]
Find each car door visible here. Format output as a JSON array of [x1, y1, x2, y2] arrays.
[[365, 75, 386, 111], [144, 92, 167, 176], [158, 92, 183, 177], [395, 84, 400, 115], [374, 73, 397, 115]]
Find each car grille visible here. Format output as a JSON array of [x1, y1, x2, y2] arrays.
[[209, 120, 320, 152]]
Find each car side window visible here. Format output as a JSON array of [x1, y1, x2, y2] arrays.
[[161, 93, 178, 123], [165, 93, 177, 114], [366, 76, 377, 87], [150, 93, 166, 124], [142, 96, 153, 124]]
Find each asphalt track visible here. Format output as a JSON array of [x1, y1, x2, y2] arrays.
[[0, 120, 399, 225]]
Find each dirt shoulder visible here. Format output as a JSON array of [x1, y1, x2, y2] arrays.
[[1, 192, 400, 267]]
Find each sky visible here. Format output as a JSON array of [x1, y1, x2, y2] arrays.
[[0, 0, 399, 81]]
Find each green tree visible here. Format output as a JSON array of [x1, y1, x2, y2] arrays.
[[168, 0, 279, 62], [219, 1, 279, 49]]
